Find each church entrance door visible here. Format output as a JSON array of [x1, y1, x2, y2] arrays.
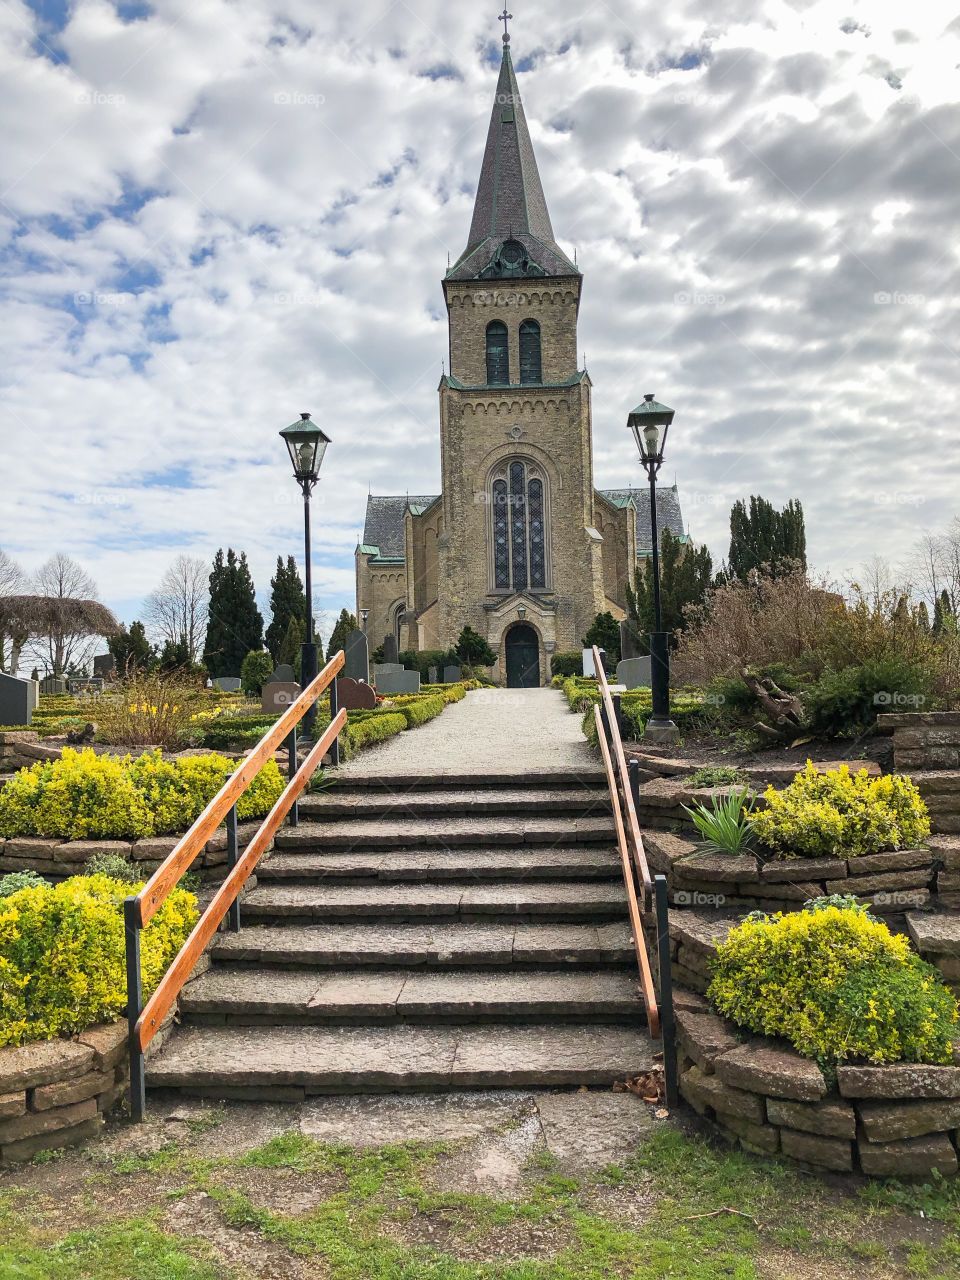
[[504, 624, 540, 688]]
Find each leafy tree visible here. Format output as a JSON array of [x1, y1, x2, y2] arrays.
[[728, 496, 806, 580], [277, 615, 303, 679], [240, 649, 274, 695], [326, 608, 358, 661], [265, 556, 306, 663], [626, 532, 713, 646], [582, 611, 621, 664], [108, 620, 155, 675], [203, 549, 263, 678], [455, 625, 495, 667]]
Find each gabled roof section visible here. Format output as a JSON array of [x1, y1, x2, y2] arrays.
[[597, 484, 686, 555], [362, 494, 440, 562], [447, 39, 578, 282]]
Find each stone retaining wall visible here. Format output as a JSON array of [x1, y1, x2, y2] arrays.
[[646, 830, 939, 916], [0, 730, 61, 772], [879, 711, 960, 772], [676, 991, 960, 1177]]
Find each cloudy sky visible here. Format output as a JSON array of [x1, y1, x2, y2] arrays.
[[2, 0, 959, 638]]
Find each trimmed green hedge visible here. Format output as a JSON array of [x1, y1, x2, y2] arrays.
[[343, 712, 406, 757]]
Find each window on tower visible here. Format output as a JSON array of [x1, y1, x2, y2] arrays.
[[485, 320, 509, 385], [490, 459, 549, 591], [519, 319, 542, 384]]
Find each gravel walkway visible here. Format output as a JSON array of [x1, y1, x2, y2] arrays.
[[336, 687, 596, 778]]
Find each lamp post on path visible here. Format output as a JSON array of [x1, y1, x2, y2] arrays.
[[627, 394, 679, 743], [280, 413, 331, 739]]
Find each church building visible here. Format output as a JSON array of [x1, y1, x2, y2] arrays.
[[356, 24, 686, 686]]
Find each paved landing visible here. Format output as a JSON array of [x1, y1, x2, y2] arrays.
[[334, 687, 596, 779]]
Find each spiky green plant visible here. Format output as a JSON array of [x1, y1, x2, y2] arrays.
[[683, 788, 755, 854]]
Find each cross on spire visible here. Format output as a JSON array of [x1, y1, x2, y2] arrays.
[[499, 7, 512, 44]]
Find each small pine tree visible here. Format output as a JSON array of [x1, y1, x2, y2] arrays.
[[277, 615, 304, 679], [628, 532, 713, 643], [582, 611, 621, 663], [240, 649, 274, 695], [326, 609, 358, 660], [108, 620, 155, 675], [914, 601, 931, 632], [265, 556, 306, 663], [933, 589, 955, 636], [455, 625, 495, 667]]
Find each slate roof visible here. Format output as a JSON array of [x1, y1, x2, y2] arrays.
[[447, 42, 578, 281], [597, 485, 686, 555], [361, 495, 439, 560]]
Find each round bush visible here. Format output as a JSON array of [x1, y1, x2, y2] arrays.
[[0, 874, 197, 1047], [747, 761, 930, 858], [708, 902, 957, 1065]]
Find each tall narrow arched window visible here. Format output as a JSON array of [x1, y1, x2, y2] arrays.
[[486, 321, 509, 386], [519, 320, 542, 384], [489, 459, 549, 591]]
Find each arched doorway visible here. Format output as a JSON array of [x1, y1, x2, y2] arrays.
[[504, 623, 540, 688]]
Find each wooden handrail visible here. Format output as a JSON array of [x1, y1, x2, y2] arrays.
[[136, 707, 346, 1051], [135, 650, 345, 927], [591, 645, 654, 906], [595, 705, 660, 1037]]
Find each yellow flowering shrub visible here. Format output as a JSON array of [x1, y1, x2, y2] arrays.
[[709, 902, 957, 1065], [747, 761, 930, 858], [0, 874, 197, 1047], [0, 748, 285, 839]]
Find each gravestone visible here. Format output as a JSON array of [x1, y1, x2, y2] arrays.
[[271, 664, 297, 683], [582, 648, 604, 678], [92, 653, 115, 679], [67, 677, 104, 695], [343, 630, 370, 684], [0, 673, 38, 725], [616, 656, 652, 689], [376, 669, 421, 695], [372, 663, 403, 679], [40, 676, 68, 695], [619, 620, 642, 662], [382, 634, 399, 665], [213, 676, 242, 693], [261, 681, 301, 713], [427, 665, 438, 685], [442, 664, 462, 684], [336, 676, 377, 710]]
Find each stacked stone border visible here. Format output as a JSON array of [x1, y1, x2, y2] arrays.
[[676, 989, 960, 1177], [880, 710, 960, 773]]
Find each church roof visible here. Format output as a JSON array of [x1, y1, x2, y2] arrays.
[[361, 494, 439, 560], [447, 39, 578, 282], [597, 484, 687, 555]]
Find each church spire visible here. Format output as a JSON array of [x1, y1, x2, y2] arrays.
[[447, 17, 578, 281]]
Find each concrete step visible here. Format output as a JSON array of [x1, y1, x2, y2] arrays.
[[258, 846, 620, 883], [210, 921, 635, 967], [298, 787, 610, 820], [327, 768, 607, 792], [240, 880, 629, 924], [180, 966, 643, 1024], [272, 815, 615, 850], [145, 1022, 652, 1096]]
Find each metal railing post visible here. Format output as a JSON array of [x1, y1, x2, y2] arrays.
[[628, 758, 642, 813], [124, 896, 145, 1122], [328, 675, 340, 767], [226, 804, 240, 932], [654, 874, 678, 1107], [287, 726, 299, 827]]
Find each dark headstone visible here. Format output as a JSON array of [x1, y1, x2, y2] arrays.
[[336, 676, 377, 710], [442, 664, 462, 684], [0, 673, 37, 725], [343, 630, 370, 683], [271, 663, 297, 683], [376, 669, 421, 695], [619, 620, 641, 662], [92, 653, 114, 679], [261, 681, 301, 713], [382, 634, 399, 665], [40, 676, 67, 696]]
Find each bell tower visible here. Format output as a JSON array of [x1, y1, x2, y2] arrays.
[[435, 19, 606, 682]]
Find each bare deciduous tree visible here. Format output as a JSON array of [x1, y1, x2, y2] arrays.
[[0, 548, 28, 673], [913, 520, 960, 614], [143, 555, 208, 661], [29, 553, 101, 675]]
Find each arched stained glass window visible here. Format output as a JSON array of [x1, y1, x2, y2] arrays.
[[489, 460, 549, 592], [486, 321, 509, 385], [519, 320, 542, 385]]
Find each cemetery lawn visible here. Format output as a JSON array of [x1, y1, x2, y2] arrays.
[[1, 1101, 958, 1280]]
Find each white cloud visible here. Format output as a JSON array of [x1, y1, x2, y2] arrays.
[[1, 0, 959, 631]]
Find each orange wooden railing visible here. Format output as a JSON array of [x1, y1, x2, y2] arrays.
[[124, 650, 347, 1119]]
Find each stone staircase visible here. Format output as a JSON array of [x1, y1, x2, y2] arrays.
[[145, 768, 652, 1099]]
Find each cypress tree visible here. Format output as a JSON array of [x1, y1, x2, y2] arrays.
[[627, 532, 713, 643], [203, 548, 264, 677], [108, 620, 155, 674], [728, 496, 806, 579], [265, 556, 306, 662], [326, 608, 358, 661], [933, 589, 955, 636], [277, 615, 304, 679]]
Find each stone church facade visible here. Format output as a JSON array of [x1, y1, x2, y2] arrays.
[[356, 30, 685, 686]]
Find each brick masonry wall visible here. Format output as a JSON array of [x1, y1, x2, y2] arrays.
[[879, 711, 960, 771], [675, 991, 960, 1177]]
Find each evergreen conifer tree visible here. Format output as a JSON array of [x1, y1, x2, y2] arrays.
[[203, 549, 264, 677], [728, 496, 806, 579], [325, 608, 358, 660], [265, 556, 306, 662]]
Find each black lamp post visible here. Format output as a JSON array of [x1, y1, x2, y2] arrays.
[[628, 393, 678, 740], [280, 412, 331, 737]]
